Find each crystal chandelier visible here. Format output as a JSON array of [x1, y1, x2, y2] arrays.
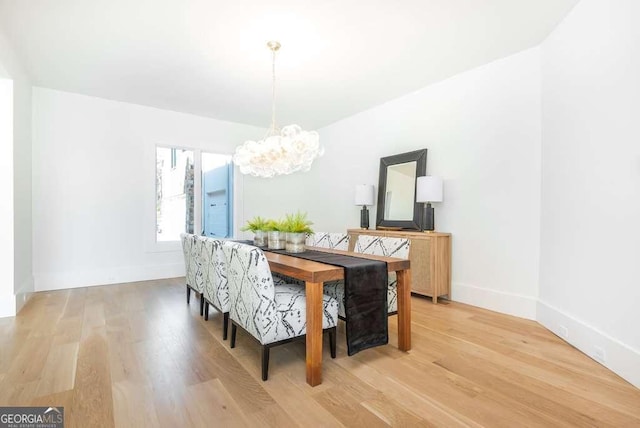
[[233, 41, 324, 178]]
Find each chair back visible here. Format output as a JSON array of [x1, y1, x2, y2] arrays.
[[181, 233, 205, 291], [306, 232, 350, 250], [200, 237, 230, 312], [222, 242, 279, 344], [189, 234, 205, 293], [180, 233, 194, 287], [355, 235, 409, 314], [355, 235, 410, 259]]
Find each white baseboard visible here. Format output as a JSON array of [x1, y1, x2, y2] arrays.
[[451, 282, 537, 320], [34, 263, 185, 292], [14, 275, 34, 313], [537, 300, 640, 389]]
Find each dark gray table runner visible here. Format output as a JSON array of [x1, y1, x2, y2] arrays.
[[266, 248, 388, 356]]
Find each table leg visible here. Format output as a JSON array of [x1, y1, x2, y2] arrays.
[[305, 281, 323, 386], [397, 269, 412, 351]]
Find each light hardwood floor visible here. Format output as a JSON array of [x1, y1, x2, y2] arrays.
[[1, 278, 639, 427]]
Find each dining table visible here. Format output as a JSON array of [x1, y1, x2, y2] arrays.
[[263, 246, 412, 387]]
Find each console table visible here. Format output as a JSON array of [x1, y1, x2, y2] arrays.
[[347, 229, 451, 303]]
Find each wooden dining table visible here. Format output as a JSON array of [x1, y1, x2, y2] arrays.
[[264, 246, 412, 387]]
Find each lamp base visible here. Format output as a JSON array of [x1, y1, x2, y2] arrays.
[[420, 202, 434, 232], [360, 206, 370, 229]]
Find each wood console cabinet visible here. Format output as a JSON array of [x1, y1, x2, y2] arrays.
[[347, 229, 451, 303]]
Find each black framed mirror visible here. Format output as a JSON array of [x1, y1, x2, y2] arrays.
[[375, 149, 427, 230]]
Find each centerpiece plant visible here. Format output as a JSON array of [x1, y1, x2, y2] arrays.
[[241, 216, 269, 247], [265, 219, 287, 250], [281, 211, 314, 253]]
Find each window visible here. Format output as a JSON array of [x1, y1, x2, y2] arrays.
[[156, 147, 195, 241], [155, 147, 234, 243]]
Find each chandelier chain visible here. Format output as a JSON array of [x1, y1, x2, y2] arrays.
[[271, 47, 277, 132]]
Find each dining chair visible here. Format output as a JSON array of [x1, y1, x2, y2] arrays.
[[306, 232, 350, 250], [199, 236, 230, 339], [180, 233, 206, 316], [272, 232, 351, 287], [323, 235, 410, 317], [222, 241, 338, 381]]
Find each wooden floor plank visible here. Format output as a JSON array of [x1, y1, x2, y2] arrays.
[[314, 386, 391, 428], [35, 341, 79, 396], [2, 336, 53, 385], [70, 329, 115, 428], [335, 355, 478, 427], [112, 380, 161, 427], [260, 373, 345, 427], [433, 351, 639, 427], [184, 379, 251, 427]]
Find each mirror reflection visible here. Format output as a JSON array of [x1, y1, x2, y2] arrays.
[[384, 161, 417, 220]]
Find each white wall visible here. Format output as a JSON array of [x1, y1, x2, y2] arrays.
[[0, 77, 14, 317], [243, 48, 542, 319], [539, 0, 640, 387], [32, 88, 263, 291], [0, 29, 32, 317]]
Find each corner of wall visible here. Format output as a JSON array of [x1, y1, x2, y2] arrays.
[[14, 275, 34, 314]]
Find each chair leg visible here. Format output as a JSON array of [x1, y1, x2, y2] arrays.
[[261, 346, 270, 381], [186, 285, 191, 304], [329, 327, 337, 359], [230, 323, 237, 348], [200, 294, 204, 316], [222, 312, 229, 340], [204, 302, 209, 321]]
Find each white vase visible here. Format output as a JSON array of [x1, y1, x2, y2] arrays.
[[286, 232, 306, 253], [254, 230, 267, 247], [268, 231, 285, 249]]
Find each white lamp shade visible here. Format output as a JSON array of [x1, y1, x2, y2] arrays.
[[416, 176, 443, 203], [355, 184, 375, 206]]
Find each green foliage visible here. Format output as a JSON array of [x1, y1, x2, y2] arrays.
[[281, 211, 314, 234], [264, 219, 286, 232], [240, 216, 269, 232], [243, 212, 314, 234]]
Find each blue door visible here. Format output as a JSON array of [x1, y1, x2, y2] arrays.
[[202, 163, 233, 238]]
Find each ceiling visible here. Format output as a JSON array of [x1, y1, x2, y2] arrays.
[[0, 0, 578, 129]]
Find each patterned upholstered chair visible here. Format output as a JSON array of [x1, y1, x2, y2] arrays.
[[323, 235, 410, 318], [199, 236, 230, 339], [306, 232, 350, 250], [222, 241, 339, 381], [180, 233, 205, 316]]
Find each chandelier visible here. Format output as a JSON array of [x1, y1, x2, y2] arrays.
[[233, 41, 324, 178]]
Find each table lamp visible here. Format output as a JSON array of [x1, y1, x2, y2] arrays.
[[355, 184, 375, 229], [416, 176, 443, 232]]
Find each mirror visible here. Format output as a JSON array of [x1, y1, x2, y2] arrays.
[[376, 149, 427, 230], [384, 161, 417, 220]]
